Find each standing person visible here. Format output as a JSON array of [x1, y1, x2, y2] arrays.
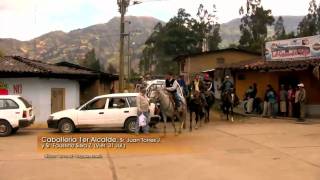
[[267, 85, 277, 118], [252, 83, 259, 113], [136, 87, 150, 134], [287, 85, 294, 117], [245, 86, 254, 113], [165, 72, 181, 109], [279, 84, 288, 117], [262, 85, 269, 117], [297, 83, 307, 122], [294, 86, 300, 118]]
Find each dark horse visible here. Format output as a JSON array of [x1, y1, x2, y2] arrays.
[[187, 91, 205, 131], [221, 90, 239, 122], [204, 91, 215, 123]]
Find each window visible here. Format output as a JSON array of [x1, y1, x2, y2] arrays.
[[217, 57, 225, 64], [127, 97, 137, 107], [18, 97, 31, 108], [0, 99, 19, 109], [108, 98, 129, 109], [83, 98, 107, 110]]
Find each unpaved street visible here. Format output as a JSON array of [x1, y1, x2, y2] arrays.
[[0, 118, 320, 180]]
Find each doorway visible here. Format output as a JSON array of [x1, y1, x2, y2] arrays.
[[279, 75, 300, 89], [51, 88, 65, 113]]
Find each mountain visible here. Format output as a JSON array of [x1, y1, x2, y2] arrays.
[[220, 16, 304, 47], [0, 15, 304, 71], [0, 16, 162, 71]]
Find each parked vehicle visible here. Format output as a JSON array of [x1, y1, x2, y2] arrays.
[[47, 93, 160, 133], [0, 95, 35, 137]]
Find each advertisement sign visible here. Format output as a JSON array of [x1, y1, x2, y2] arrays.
[[265, 35, 320, 60]]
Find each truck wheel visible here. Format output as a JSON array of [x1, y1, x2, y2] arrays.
[[58, 119, 75, 133], [12, 127, 19, 134], [125, 117, 137, 133], [0, 120, 12, 137]]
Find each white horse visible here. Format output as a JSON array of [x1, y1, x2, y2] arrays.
[[150, 89, 186, 136]]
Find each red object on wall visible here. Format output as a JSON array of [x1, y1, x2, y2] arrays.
[[13, 84, 22, 94], [0, 89, 8, 95]]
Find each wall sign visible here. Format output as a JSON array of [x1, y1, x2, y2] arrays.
[[265, 35, 320, 61]]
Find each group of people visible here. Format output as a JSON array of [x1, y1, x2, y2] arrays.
[[244, 83, 307, 122], [135, 72, 217, 134]]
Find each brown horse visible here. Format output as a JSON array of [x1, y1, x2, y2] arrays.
[[187, 91, 206, 131], [221, 90, 239, 122]]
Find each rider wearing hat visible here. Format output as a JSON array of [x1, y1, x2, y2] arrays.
[[203, 73, 214, 96], [165, 72, 181, 109], [220, 75, 234, 95]]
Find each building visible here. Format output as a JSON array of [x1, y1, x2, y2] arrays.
[[217, 58, 320, 117], [0, 56, 118, 122], [174, 48, 261, 98]]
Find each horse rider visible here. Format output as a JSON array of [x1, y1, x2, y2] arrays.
[[203, 73, 214, 97], [165, 72, 181, 110], [220, 75, 234, 96], [191, 74, 207, 107]]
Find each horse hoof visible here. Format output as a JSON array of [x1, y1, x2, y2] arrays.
[[195, 126, 198, 129]]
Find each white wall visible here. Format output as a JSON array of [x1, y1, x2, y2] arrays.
[[0, 78, 80, 122]]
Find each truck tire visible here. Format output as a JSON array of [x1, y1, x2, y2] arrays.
[[58, 119, 75, 133], [0, 120, 12, 137], [124, 117, 137, 133]]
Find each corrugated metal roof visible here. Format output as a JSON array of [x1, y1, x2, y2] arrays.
[[0, 56, 96, 76]]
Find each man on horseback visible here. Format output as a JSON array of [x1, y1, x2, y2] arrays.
[[191, 74, 207, 114], [220, 75, 234, 96], [203, 73, 215, 97], [165, 72, 181, 110]]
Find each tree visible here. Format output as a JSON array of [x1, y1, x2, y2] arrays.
[[107, 63, 117, 74], [193, 4, 221, 51], [208, 24, 222, 51], [238, 0, 274, 52], [140, 4, 221, 75], [297, 0, 320, 37], [79, 49, 101, 71], [141, 8, 200, 75], [273, 16, 286, 40]]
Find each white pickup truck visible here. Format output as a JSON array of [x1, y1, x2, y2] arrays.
[[47, 93, 160, 133], [0, 95, 35, 137]]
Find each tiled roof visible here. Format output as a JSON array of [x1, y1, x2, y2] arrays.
[[0, 56, 97, 76], [217, 59, 320, 71]]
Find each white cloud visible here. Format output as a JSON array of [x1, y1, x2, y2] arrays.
[[0, 0, 314, 40]]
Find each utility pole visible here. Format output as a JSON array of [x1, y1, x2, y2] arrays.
[[117, 0, 141, 92], [127, 33, 131, 83], [117, 0, 129, 92]]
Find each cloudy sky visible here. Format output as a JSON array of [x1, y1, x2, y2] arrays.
[[0, 0, 313, 41]]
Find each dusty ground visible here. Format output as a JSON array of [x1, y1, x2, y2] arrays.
[[0, 117, 320, 180]]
